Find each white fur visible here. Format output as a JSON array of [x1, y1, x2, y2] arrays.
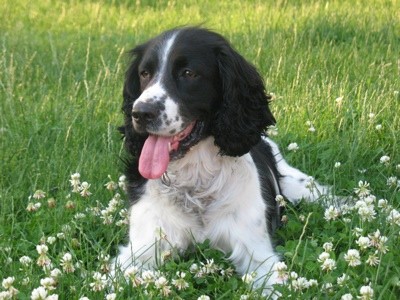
[[266, 137, 331, 204], [112, 137, 332, 297], [113, 138, 279, 284]]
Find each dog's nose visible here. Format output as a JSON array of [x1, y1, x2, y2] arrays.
[[132, 101, 159, 125]]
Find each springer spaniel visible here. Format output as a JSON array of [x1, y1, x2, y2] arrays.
[[113, 27, 331, 296]]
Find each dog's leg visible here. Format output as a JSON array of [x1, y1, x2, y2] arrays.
[[111, 189, 198, 278], [204, 173, 282, 298], [264, 138, 332, 204]]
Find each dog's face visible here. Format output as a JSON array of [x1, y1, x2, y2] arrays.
[[122, 27, 276, 179], [132, 30, 221, 137]]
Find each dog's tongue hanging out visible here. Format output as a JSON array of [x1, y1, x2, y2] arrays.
[[138, 122, 196, 179], [138, 135, 174, 179]]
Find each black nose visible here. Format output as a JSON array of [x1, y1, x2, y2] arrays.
[[132, 102, 159, 125]]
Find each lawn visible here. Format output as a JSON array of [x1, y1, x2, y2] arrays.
[[0, 0, 399, 299]]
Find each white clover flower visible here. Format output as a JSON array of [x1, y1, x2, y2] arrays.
[[366, 251, 380, 266], [375, 124, 382, 130], [322, 282, 333, 292], [74, 213, 86, 220], [335, 96, 344, 106], [356, 236, 371, 250], [106, 293, 117, 300], [305, 176, 316, 192], [33, 190, 46, 200], [368, 230, 388, 253], [36, 244, 48, 255], [172, 272, 189, 290], [46, 295, 58, 300], [275, 194, 286, 207], [352, 227, 363, 237], [2, 277, 15, 290], [124, 266, 142, 287], [240, 295, 250, 300], [273, 261, 288, 281], [267, 125, 278, 136], [189, 263, 199, 273], [308, 279, 318, 287], [287, 142, 299, 152], [0, 291, 12, 299], [56, 233, 65, 240], [321, 258, 336, 271], [387, 176, 398, 187], [46, 236, 56, 245], [197, 296, 211, 300], [89, 272, 108, 292], [50, 268, 62, 279], [334, 162, 341, 168], [354, 181, 370, 197], [60, 253, 75, 273], [79, 182, 92, 197], [318, 252, 330, 263], [105, 175, 118, 191], [201, 258, 217, 274], [357, 204, 376, 222], [40, 277, 56, 290], [289, 271, 298, 280], [337, 273, 350, 286], [323, 242, 334, 252], [344, 249, 361, 267], [341, 294, 353, 300], [141, 270, 156, 287], [241, 273, 256, 284], [387, 209, 400, 226], [31, 286, 47, 300], [358, 285, 374, 300], [69, 173, 81, 193], [368, 112, 375, 120], [19, 256, 33, 266], [324, 205, 340, 221], [380, 155, 390, 165], [291, 277, 310, 291], [118, 175, 127, 191], [377, 199, 388, 208], [154, 276, 168, 289]]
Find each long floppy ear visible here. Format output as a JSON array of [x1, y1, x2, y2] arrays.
[[121, 44, 148, 158], [212, 43, 276, 156]]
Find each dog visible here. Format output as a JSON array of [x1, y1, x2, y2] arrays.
[[113, 27, 331, 295]]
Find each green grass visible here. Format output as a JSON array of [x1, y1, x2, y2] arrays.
[[1, 0, 399, 299]]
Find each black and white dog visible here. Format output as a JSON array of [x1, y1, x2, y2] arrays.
[[114, 27, 330, 294]]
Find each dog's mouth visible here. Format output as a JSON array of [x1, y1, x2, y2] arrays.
[[138, 121, 204, 179]]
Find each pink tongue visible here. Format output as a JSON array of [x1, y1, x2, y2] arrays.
[[139, 135, 173, 179]]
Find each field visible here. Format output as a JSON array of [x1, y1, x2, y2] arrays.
[[1, 0, 399, 299]]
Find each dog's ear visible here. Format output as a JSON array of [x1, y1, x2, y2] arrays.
[[212, 43, 276, 156], [121, 44, 148, 158]]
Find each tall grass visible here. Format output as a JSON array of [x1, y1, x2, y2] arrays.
[[1, 0, 399, 299]]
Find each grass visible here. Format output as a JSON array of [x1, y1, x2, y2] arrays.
[[0, 0, 399, 299]]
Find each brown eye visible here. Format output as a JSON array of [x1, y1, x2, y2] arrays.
[[140, 70, 150, 78], [182, 69, 197, 78]]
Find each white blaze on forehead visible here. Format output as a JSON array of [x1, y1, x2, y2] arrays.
[[158, 32, 178, 78], [134, 32, 179, 104]]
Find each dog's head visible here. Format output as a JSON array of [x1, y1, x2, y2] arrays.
[[122, 27, 275, 179]]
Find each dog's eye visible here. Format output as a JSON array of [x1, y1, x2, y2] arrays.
[[182, 69, 197, 78], [140, 70, 150, 78]]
